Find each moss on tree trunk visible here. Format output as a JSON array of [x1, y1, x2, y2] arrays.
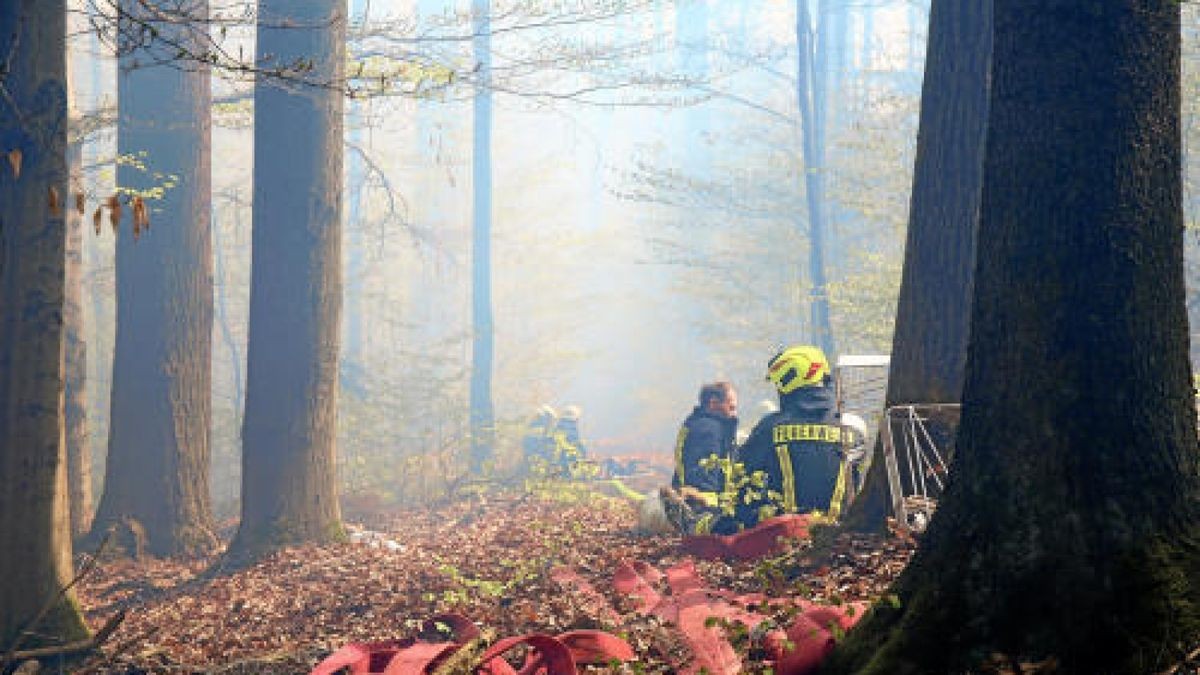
[[0, 0, 90, 648], [827, 1, 1200, 672]]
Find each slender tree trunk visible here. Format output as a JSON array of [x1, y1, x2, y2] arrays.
[[343, 0, 367, 371], [906, 0, 926, 76], [0, 0, 90, 648], [89, 0, 217, 558], [64, 10, 93, 537], [227, 0, 347, 561], [676, 0, 709, 156], [827, 0, 847, 98], [84, 23, 109, 486], [860, 2, 872, 71], [65, 119, 92, 538], [829, 2, 1200, 671], [843, 0, 990, 531], [796, 0, 834, 355], [212, 196, 243, 423], [469, 0, 496, 474]]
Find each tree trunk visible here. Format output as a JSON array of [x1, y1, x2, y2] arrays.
[[828, 2, 1200, 672], [860, 2, 872, 71], [212, 195, 244, 424], [906, 0, 925, 75], [796, 0, 835, 355], [0, 0, 91, 648], [343, 0, 367, 371], [843, 0, 990, 532], [469, 0, 496, 474], [88, 0, 217, 558], [65, 114, 92, 539], [827, 0, 847, 99], [64, 13, 93, 537], [227, 0, 347, 561], [676, 0, 709, 166]]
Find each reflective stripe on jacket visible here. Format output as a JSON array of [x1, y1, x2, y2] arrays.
[[733, 384, 850, 527], [672, 407, 738, 494]]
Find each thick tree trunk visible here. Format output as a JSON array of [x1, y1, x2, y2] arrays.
[[829, 2, 1200, 672], [843, 0, 990, 532], [0, 0, 90, 648], [88, 0, 217, 558], [469, 0, 496, 474], [227, 0, 347, 561]]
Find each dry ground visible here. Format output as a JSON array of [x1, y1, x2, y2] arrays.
[[66, 491, 914, 673]]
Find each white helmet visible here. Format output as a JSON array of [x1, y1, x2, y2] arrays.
[[841, 412, 870, 463], [841, 412, 869, 439]]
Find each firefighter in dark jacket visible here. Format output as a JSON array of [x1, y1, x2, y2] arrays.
[[733, 345, 856, 529], [552, 405, 591, 477], [661, 382, 738, 533], [522, 405, 558, 476]]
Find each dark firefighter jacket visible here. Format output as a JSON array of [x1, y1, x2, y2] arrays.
[[522, 416, 556, 464], [552, 418, 586, 472], [672, 407, 738, 498], [733, 383, 852, 528]]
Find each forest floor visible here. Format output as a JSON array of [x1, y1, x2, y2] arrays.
[[69, 488, 916, 674]]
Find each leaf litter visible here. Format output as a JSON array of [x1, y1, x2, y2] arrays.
[[73, 493, 915, 673]]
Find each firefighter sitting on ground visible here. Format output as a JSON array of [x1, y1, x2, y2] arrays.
[[552, 405, 596, 478], [732, 345, 861, 529], [660, 381, 739, 534], [522, 405, 559, 477]]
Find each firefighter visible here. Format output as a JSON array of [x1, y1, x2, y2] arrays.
[[552, 405, 589, 476], [662, 382, 739, 533], [732, 345, 858, 528], [522, 405, 558, 477]]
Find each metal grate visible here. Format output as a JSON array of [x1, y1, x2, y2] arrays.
[[834, 355, 890, 447], [881, 403, 960, 532]]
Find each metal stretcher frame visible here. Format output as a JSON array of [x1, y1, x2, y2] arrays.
[[880, 403, 961, 531]]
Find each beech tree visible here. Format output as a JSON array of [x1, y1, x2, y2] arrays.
[[469, 0, 496, 473], [795, 0, 834, 354], [0, 0, 90, 648], [227, 0, 347, 561], [844, 0, 990, 530], [88, 0, 218, 557], [829, 1, 1200, 671], [65, 61, 93, 538]]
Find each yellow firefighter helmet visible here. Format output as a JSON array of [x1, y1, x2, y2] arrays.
[[766, 345, 830, 395]]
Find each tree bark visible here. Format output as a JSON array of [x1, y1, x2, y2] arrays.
[[828, 1, 1200, 672], [227, 0, 347, 561], [65, 118, 92, 539], [343, 0, 367, 371], [0, 0, 91, 648], [795, 0, 835, 355], [843, 0, 990, 531], [212, 195, 244, 425], [469, 0, 496, 474], [88, 0, 217, 558]]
